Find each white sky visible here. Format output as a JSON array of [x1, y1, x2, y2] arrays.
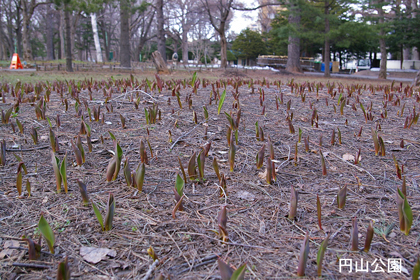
[[230, 0, 260, 34]]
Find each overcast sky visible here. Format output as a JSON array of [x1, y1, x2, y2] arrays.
[[230, 0, 260, 34]]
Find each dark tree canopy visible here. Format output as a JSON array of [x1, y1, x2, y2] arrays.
[[232, 28, 267, 60]]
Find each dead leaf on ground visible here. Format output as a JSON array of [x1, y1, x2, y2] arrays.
[[342, 153, 355, 161], [342, 153, 361, 162], [80, 246, 117, 264], [236, 190, 255, 201], [0, 240, 20, 259], [258, 169, 267, 180]]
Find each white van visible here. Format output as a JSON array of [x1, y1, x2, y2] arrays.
[[356, 59, 371, 72]]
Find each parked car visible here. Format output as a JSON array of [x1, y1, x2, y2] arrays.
[[356, 59, 371, 72]]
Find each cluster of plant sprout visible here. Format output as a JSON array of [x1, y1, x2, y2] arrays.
[[0, 73, 419, 279]]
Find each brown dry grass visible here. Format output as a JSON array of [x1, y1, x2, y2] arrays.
[[0, 69, 419, 279]]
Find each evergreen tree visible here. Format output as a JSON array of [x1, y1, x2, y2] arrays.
[[232, 29, 267, 64]]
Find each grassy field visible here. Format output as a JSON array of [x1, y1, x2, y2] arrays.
[[0, 70, 134, 84], [1, 67, 413, 85]]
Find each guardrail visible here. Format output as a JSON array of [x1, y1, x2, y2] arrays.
[[257, 57, 316, 68]]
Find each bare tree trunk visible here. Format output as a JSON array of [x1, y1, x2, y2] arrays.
[[220, 28, 227, 68], [378, 33, 387, 79], [21, 0, 47, 61], [0, 38, 4, 61], [202, 0, 232, 69], [120, 0, 130, 67], [133, 10, 154, 63], [286, 2, 301, 73], [100, 20, 109, 62], [77, 33, 82, 60], [0, 5, 5, 60], [5, 3, 15, 57], [134, 41, 143, 61], [182, 23, 188, 66], [400, 44, 403, 69], [152, 50, 169, 73], [411, 0, 419, 60], [324, 0, 330, 77], [377, 0, 386, 79], [157, 0, 166, 62], [91, 13, 103, 63], [64, 7, 73, 71], [21, 4, 32, 60], [60, 9, 65, 60], [16, 6, 23, 57], [46, 6, 54, 60], [71, 12, 80, 61]]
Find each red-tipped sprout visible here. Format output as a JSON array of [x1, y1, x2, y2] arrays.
[[297, 232, 310, 276], [351, 217, 359, 251], [337, 186, 347, 209], [317, 195, 323, 230], [363, 221, 374, 252], [256, 144, 265, 169], [288, 186, 298, 220]]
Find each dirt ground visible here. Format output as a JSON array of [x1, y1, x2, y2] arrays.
[[0, 69, 419, 279], [351, 70, 417, 79]]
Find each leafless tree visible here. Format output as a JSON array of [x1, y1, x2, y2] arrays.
[[167, 0, 205, 66], [45, 5, 54, 60], [130, 2, 155, 62], [201, 0, 235, 68], [97, 4, 120, 62], [156, 0, 166, 61], [120, 0, 130, 67], [21, 0, 48, 61], [189, 14, 214, 65], [0, 1, 12, 59]]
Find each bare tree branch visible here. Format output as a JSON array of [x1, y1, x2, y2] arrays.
[[232, 2, 281, 11]]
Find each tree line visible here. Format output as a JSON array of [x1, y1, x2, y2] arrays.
[[0, 0, 419, 78]]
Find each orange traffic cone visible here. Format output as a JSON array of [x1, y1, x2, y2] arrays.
[[10, 53, 23, 69]]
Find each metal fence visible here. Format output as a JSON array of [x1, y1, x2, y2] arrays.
[[257, 56, 316, 69]]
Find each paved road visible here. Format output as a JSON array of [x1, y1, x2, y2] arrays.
[[0, 68, 36, 72], [304, 72, 414, 83]]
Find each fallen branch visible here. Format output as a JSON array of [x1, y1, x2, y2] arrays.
[[177, 257, 217, 275], [330, 152, 376, 180], [169, 123, 202, 151], [13, 262, 51, 269], [135, 89, 158, 102], [6, 145, 49, 152], [8, 246, 56, 257], [141, 259, 159, 280]]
